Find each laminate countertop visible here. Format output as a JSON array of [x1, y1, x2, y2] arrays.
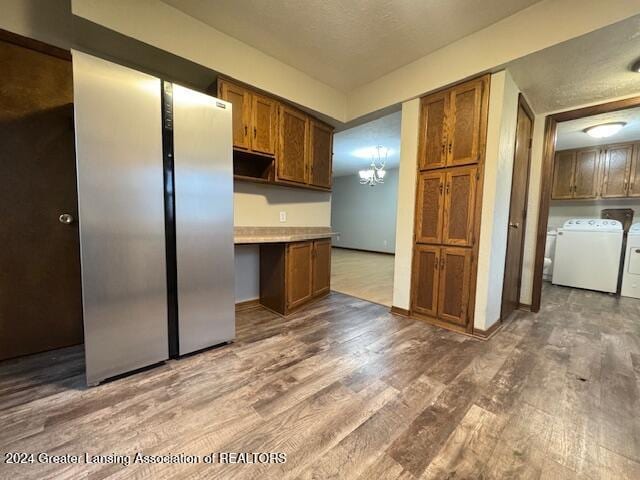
[[234, 227, 338, 244]]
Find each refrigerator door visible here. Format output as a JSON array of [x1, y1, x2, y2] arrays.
[[172, 85, 235, 354], [72, 51, 168, 385]]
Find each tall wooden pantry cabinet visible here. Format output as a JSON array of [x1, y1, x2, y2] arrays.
[[411, 75, 490, 333]]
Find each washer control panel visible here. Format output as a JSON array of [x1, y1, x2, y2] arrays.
[[561, 219, 623, 232]]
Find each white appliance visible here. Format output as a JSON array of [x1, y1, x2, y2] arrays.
[[543, 229, 557, 281], [621, 223, 640, 299], [552, 219, 623, 293]]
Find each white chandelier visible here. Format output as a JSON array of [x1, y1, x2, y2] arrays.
[[359, 145, 387, 186]]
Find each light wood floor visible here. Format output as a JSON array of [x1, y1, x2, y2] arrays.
[[331, 247, 395, 306], [1, 285, 640, 479]]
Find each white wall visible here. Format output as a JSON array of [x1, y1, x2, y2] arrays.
[[331, 169, 399, 254], [0, 0, 72, 49], [392, 99, 420, 309], [474, 71, 521, 331]]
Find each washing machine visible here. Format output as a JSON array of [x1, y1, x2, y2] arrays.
[[621, 223, 640, 299], [552, 219, 623, 293]]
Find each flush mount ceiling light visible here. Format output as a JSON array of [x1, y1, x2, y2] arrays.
[[583, 122, 626, 138]]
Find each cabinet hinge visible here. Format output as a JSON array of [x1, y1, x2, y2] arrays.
[[529, 138, 533, 149], [476, 171, 480, 181]]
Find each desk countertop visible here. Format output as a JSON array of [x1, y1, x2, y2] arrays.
[[234, 227, 337, 244]]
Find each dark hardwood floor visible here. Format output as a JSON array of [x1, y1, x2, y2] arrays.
[[1, 284, 640, 479]]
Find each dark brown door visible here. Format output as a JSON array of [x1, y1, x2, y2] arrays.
[[438, 247, 472, 326], [411, 245, 440, 317], [442, 166, 477, 246], [601, 144, 633, 198], [251, 93, 277, 155], [501, 98, 533, 321], [415, 171, 444, 244], [628, 144, 640, 197], [309, 120, 333, 188], [286, 241, 313, 310], [551, 150, 575, 199], [0, 39, 82, 360], [447, 78, 483, 167], [312, 239, 331, 296], [573, 148, 600, 199], [278, 106, 308, 184], [418, 91, 448, 170], [219, 79, 251, 150]]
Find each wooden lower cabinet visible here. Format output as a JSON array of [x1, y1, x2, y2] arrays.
[[411, 245, 473, 328], [259, 239, 331, 315]]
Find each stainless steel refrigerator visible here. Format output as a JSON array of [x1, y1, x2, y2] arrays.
[[73, 51, 235, 386]]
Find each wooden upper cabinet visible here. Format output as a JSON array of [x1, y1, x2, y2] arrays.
[[286, 241, 313, 310], [552, 150, 575, 199], [411, 245, 440, 317], [219, 79, 251, 149], [437, 247, 472, 326], [601, 144, 633, 198], [309, 120, 333, 188], [419, 92, 448, 170], [447, 78, 484, 167], [251, 93, 278, 155], [415, 171, 444, 244], [628, 145, 640, 197], [312, 239, 331, 296], [278, 105, 309, 184], [573, 148, 599, 199], [442, 166, 477, 246]]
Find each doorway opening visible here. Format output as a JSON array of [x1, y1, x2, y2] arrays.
[[532, 97, 640, 310], [330, 111, 401, 306]]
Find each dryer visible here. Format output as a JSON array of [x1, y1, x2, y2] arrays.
[[621, 223, 640, 299], [552, 219, 623, 293]]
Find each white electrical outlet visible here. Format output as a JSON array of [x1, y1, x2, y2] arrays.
[[279, 211, 287, 223], [336, 235, 340, 241]]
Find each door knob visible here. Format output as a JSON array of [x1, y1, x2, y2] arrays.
[[509, 222, 520, 229], [59, 213, 74, 224]]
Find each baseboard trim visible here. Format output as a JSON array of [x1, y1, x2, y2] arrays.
[[473, 320, 503, 339], [518, 303, 532, 312], [235, 299, 261, 312], [331, 246, 395, 256], [390, 306, 410, 317]]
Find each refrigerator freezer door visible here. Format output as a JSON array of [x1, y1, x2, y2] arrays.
[[172, 85, 235, 354], [72, 51, 168, 385]]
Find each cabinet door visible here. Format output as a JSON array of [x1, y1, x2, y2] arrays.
[[447, 78, 483, 167], [411, 245, 440, 317], [278, 106, 308, 184], [418, 91, 448, 170], [628, 144, 640, 197], [442, 166, 477, 246], [551, 150, 575, 199], [601, 144, 633, 198], [286, 241, 313, 310], [573, 148, 599, 199], [415, 171, 445, 244], [312, 239, 332, 296], [251, 93, 278, 155], [218, 80, 251, 149], [437, 247, 472, 326], [309, 120, 333, 188]]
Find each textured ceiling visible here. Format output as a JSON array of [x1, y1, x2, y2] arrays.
[[333, 111, 401, 177], [556, 106, 640, 150], [508, 15, 640, 114], [162, 0, 542, 91]]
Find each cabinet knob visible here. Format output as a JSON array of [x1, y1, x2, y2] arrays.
[[509, 222, 520, 229], [59, 213, 74, 224]]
